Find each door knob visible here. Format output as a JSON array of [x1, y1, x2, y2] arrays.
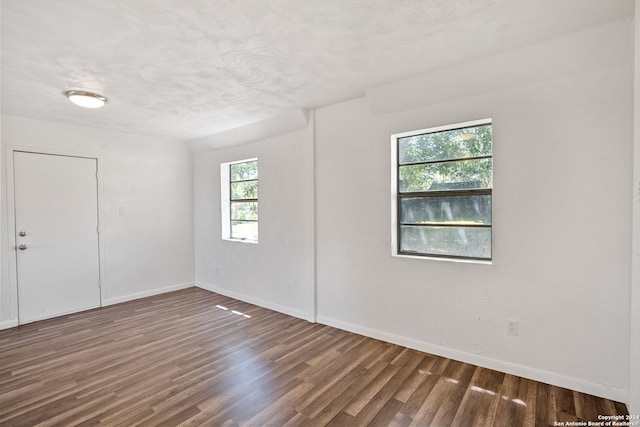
[[18, 244, 27, 250], [18, 231, 26, 237]]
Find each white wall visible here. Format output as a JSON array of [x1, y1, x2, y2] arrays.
[[0, 115, 195, 327], [315, 20, 633, 402], [629, 0, 640, 415], [193, 119, 315, 320]]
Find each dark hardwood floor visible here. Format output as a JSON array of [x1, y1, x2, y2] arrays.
[[0, 287, 627, 426]]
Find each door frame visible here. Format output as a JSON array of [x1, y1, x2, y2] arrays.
[[6, 145, 106, 323]]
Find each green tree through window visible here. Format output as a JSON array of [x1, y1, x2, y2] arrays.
[[394, 120, 493, 260], [230, 160, 258, 241]]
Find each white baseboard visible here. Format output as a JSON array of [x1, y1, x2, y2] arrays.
[[196, 281, 311, 321], [5, 280, 623, 402], [0, 319, 19, 330], [103, 282, 194, 306], [316, 315, 627, 403], [0, 283, 194, 329]]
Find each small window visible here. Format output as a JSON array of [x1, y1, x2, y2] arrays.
[[391, 119, 493, 261], [221, 158, 258, 242]]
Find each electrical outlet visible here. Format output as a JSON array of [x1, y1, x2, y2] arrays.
[[507, 320, 519, 336]]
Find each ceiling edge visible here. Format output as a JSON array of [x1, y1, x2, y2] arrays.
[[187, 109, 309, 153], [365, 17, 634, 115]]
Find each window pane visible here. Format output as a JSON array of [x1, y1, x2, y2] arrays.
[[398, 124, 492, 165], [230, 161, 258, 181], [231, 201, 258, 221], [401, 195, 491, 225], [400, 225, 491, 259], [231, 180, 258, 200], [231, 221, 258, 241], [399, 158, 492, 193]]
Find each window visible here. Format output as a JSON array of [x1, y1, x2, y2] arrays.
[[221, 158, 258, 242], [391, 119, 493, 261]]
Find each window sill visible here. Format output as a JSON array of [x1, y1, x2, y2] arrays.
[[223, 237, 259, 245], [392, 253, 492, 265]]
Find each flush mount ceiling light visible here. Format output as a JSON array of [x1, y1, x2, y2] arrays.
[[64, 90, 108, 108]]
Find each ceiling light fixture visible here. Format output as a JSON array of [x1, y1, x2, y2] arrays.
[[64, 90, 108, 108]]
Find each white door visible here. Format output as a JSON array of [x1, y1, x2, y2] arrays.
[[14, 151, 101, 323]]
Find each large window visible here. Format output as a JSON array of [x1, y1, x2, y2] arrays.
[[392, 119, 493, 261], [221, 158, 258, 242]]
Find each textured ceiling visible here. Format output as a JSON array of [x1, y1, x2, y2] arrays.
[[1, 0, 634, 141]]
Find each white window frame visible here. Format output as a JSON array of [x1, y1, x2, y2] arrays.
[[221, 157, 259, 244], [391, 118, 493, 263]]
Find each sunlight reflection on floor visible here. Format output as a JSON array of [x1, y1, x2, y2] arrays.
[[216, 304, 251, 318]]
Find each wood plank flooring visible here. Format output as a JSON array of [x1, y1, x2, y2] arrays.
[[0, 287, 628, 426]]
